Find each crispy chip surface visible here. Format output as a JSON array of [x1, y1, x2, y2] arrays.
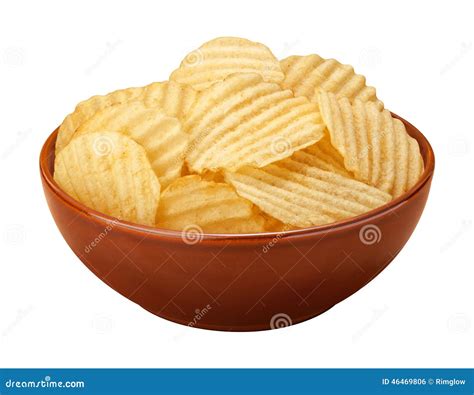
[[280, 54, 383, 109], [141, 81, 198, 121], [225, 155, 391, 228], [297, 132, 352, 177], [56, 86, 144, 152], [170, 37, 284, 90], [74, 101, 189, 187], [54, 132, 160, 226], [56, 81, 197, 153], [156, 175, 265, 233], [318, 91, 423, 196], [183, 73, 325, 172]]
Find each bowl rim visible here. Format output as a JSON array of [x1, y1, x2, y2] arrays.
[[40, 112, 435, 241]]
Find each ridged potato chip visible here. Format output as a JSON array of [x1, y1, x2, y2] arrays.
[[183, 73, 325, 172], [54, 132, 160, 226], [56, 81, 197, 152], [156, 175, 265, 233], [53, 36, 426, 232], [142, 81, 198, 121], [318, 91, 424, 196], [74, 101, 189, 187], [280, 54, 383, 109], [297, 133, 352, 177], [170, 37, 284, 90], [224, 156, 391, 228], [56, 86, 143, 152]]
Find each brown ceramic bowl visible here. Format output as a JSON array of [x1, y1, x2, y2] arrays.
[[40, 113, 434, 331]]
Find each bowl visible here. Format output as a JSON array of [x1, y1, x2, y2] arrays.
[[39, 113, 434, 331]]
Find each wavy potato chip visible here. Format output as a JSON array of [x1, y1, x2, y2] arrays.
[[183, 73, 325, 172], [52, 36, 427, 233], [170, 37, 284, 90], [156, 175, 265, 233], [297, 133, 352, 177], [280, 54, 383, 109], [56, 86, 144, 152], [74, 101, 189, 187], [224, 156, 391, 228], [56, 81, 197, 153], [142, 81, 198, 121], [54, 132, 160, 226], [318, 91, 423, 196]]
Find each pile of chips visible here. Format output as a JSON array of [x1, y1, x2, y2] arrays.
[[54, 37, 424, 232]]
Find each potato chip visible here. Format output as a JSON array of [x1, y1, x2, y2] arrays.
[[170, 37, 284, 90], [156, 175, 265, 233], [318, 91, 423, 196], [56, 81, 197, 153], [296, 133, 352, 177], [224, 157, 391, 228], [280, 54, 383, 109], [54, 132, 160, 226], [56, 86, 144, 152], [183, 73, 325, 172], [142, 81, 198, 121], [74, 101, 189, 187]]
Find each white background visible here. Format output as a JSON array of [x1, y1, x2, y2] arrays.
[[0, 0, 473, 368]]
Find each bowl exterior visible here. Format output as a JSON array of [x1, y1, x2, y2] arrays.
[[40, 116, 434, 331]]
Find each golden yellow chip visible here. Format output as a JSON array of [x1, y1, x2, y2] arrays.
[[54, 132, 160, 226], [156, 175, 265, 233], [56, 86, 144, 152], [318, 91, 424, 196], [280, 54, 383, 109], [224, 156, 391, 228], [74, 101, 189, 187], [141, 80, 198, 121], [170, 37, 284, 90], [183, 73, 325, 172], [296, 132, 352, 177], [56, 81, 197, 153]]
